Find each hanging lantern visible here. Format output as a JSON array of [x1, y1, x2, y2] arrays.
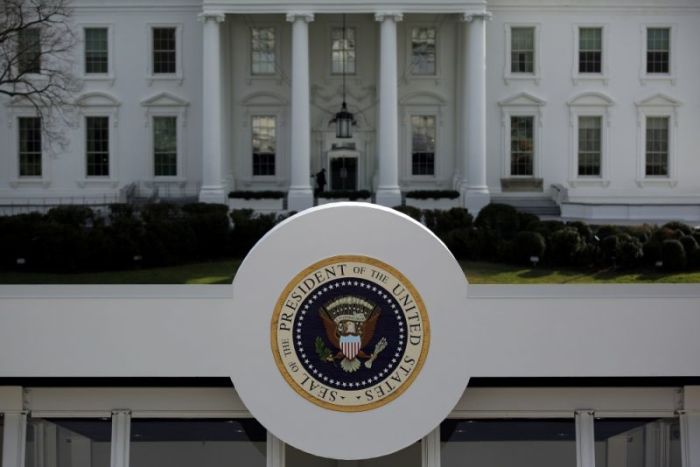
[[329, 14, 356, 139]]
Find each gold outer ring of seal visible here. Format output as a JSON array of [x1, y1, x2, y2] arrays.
[[270, 254, 431, 412]]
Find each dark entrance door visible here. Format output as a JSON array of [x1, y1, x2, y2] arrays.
[[330, 157, 357, 190]]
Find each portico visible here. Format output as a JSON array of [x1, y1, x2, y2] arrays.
[[197, 4, 491, 211]]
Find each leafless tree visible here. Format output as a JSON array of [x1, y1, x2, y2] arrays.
[[0, 0, 79, 144]]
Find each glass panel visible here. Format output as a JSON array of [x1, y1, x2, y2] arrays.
[[130, 419, 266, 467], [153, 116, 177, 176], [331, 27, 356, 74], [153, 27, 176, 74], [252, 115, 276, 176], [411, 115, 436, 175], [25, 418, 111, 467], [411, 27, 436, 75], [442, 419, 577, 467], [86, 116, 110, 177], [18, 28, 41, 73], [579, 28, 602, 73], [511, 27, 534, 73], [510, 116, 534, 176], [645, 116, 669, 176], [251, 27, 276, 74], [646, 28, 670, 73], [19, 117, 42, 177], [85, 28, 108, 74], [286, 441, 420, 467], [594, 418, 681, 467], [578, 116, 602, 176]]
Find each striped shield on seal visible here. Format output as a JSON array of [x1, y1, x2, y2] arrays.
[[339, 334, 362, 360]]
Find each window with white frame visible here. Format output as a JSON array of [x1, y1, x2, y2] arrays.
[[85, 27, 108, 74], [86, 116, 110, 177], [410, 115, 436, 176], [645, 116, 670, 177], [510, 27, 535, 74], [18, 117, 42, 177], [252, 116, 276, 176], [510, 116, 534, 176], [331, 26, 356, 75], [251, 27, 276, 75], [153, 116, 177, 177], [593, 418, 681, 467], [410, 27, 436, 75], [578, 27, 602, 73], [25, 417, 111, 467], [152, 27, 176, 74], [578, 116, 602, 177], [646, 27, 670, 74], [17, 28, 41, 74]]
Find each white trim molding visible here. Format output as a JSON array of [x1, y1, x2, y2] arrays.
[[79, 23, 116, 85], [503, 22, 541, 85], [146, 22, 185, 86], [571, 23, 609, 86], [567, 91, 614, 187], [141, 92, 190, 181], [635, 93, 681, 187], [5, 101, 52, 189], [639, 23, 677, 86], [400, 91, 447, 184], [498, 92, 546, 181], [75, 91, 121, 187]]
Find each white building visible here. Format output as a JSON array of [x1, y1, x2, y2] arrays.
[[1, 0, 699, 220]]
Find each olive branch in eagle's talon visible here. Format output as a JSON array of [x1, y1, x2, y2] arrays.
[[315, 337, 334, 362], [364, 337, 388, 369]]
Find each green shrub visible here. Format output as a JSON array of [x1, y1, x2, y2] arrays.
[[662, 239, 687, 270], [575, 243, 600, 268], [616, 235, 644, 269], [443, 228, 472, 259], [531, 220, 566, 243], [600, 235, 620, 265], [595, 225, 620, 240], [392, 205, 422, 222], [474, 204, 520, 240], [642, 241, 663, 267], [139, 203, 197, 266], [45, 205, 94, 227], [662, 221, 692, 236], [680, 236, 699, 268], [433, 208, 473, 238], [182, 203, 231, 259], [567, 221, 594, 243], [517, 212, 540, 231], [653, 226, 683, 242], [230, 209, 281, 257], [622, 224, 654, 244], [548, 228, 583, 266], [512, 231, 546, 265]]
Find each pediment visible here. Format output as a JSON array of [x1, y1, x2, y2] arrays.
[[636, 93, 681, 107], [498, 92, 546, 107], [75, 92, 121, 107], [241, 91, 287, 106], [399, 91, 447, 105], [567, 92, 614, 107], [141, 92, 189, 107]]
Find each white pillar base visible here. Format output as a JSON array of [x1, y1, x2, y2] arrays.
[[198, 186, 227, 205], [287, 188, 314, 212], [375, 188, 402, 208], [461, 185, 490, 215]]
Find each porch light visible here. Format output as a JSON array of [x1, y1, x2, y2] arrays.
[[329, 14, 356, 139]]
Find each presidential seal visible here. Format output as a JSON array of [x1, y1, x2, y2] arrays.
[[271, 255, 430, 412]]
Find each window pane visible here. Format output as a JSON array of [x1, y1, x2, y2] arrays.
[[129, 419, 266, 467], [85, 28, 108, 74], [646, 28, 669, 73], [578, 116, 602, 176], [286, 441, 420, 467], [19, 117, 42, 177], [411, 115, 436, 175], [154, 116, 177, 176], [511, 27, 534, 73], [25, 418, 111, 467], [442, 419, 577, 467], [251, 27, 276, 74], [18, 28, 41, 74], [594, 418, 681, 467], [86, 116, 110, 177], [252, 116, 276, 176], [153, 27, 176, 74], [579, 28, 602, 73], [331, 27, 356, 74], [510, 116, 534, 176], [411, 27, 436, 75], [645, 116, 669, 176]]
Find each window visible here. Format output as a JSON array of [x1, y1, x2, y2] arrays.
[[510, 27, 534, 73], [18, 117, 42, 177], [646, 28, 670, 74], [510, 116, 534, 176], [84, 27, 108, 74], [331, 27, 356, 75], [152, 27, 176, 74], [579, 27, 602, 73], [153, 116, 177, 177], [410, 27, 436, 75], [410, 115, 435, 176], [251, 27, 276, 75], [252, 116, 276, 176], [645, 116, 669, 177], [17, 28, 41, 74], [25, 418, 111, 467], [86, 116, 110, 177], [594, 418, 681, 467], [578, 116, 602, 176]]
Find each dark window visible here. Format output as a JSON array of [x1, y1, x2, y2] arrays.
[[510, 116, 534, 176], [578, 116, 602, 176], [411, 115, 435, 175], [647, 28, 670, 74], [18, 117, 42, 177], [86, 116, 110, 176], [579, 28, 602, 73], [252, 116, 276, 176], [152, 27, 176, 74], [85, 28, 108, 74], [153, 116, 177, 176], [645, 116, 669, 176], [511, 27, 534, 73], [18, 28, 41, 74]]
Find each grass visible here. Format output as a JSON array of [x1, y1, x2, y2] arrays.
[[1, 258, 699, 284]]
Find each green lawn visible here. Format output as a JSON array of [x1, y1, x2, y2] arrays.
[[1, 258, 699, 284]]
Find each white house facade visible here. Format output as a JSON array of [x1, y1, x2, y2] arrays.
[[1, 0, 699, 220]]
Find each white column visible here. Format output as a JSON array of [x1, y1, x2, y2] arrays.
[[198, 12, 227, 204], [374, 12, 403, 208], [286, 12, 314, 212], [681, 386, 700, 467], [1, 411, 27, 467], [266, 432, 285, 467], [422, 426, 441, 467], [575, 410, 596, 467], [110, 410, 130, 467], [460, 12, 491, 215]]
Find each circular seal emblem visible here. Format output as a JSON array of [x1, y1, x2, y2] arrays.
[[272, 255, 430, 412]]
